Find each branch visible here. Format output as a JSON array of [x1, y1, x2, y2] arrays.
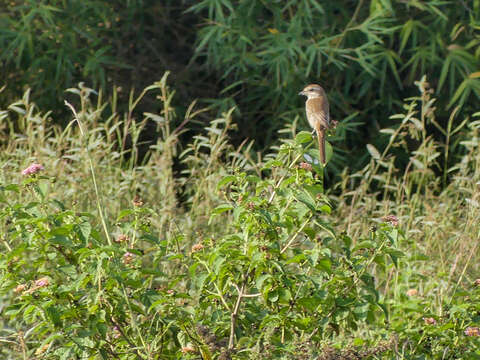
[[228, 283, 245, 349], [280, 215, 312, 254]]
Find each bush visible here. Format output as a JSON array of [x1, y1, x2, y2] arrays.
[[1, 78, 480, 359], [0, 103, 404, 358]]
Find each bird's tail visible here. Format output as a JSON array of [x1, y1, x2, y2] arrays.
[[316, 127, 326, 165]]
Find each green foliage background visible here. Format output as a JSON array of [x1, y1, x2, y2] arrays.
[[1, 0, 480, 172], [2, 1, 480, 358]]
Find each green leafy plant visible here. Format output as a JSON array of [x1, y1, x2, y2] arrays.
[[0, 112, 404, 359], [2, 77, 480, 359], [2, 1, 480, 178], [0, 170, 192, 359], [183, 131, 405, 358]]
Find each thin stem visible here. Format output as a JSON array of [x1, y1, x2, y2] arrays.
[[268, 144, 312, 204], [229, 282, 245, 349], [200, 260, 231, 311], [18, 332, 27, 360], [280, 215, 312, 254], [64, 100, 112, 245], [109, 316, 145, 360], [449, 241, 478, 304], [329, 0, 365, 56], [121, 284, 149, 358]]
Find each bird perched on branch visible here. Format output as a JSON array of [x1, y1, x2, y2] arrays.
[[299, 84, 330, 165]]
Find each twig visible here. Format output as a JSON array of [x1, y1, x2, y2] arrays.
[[280, 215, 312, 254], [228, 282, 245, 349], [109, 318, 145, 360], [268, 152, 304, 204]]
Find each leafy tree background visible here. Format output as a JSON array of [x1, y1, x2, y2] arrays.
[[1, 0, 479, 175]]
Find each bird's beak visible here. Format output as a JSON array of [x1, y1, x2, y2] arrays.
[[298, 91, 306, 96]]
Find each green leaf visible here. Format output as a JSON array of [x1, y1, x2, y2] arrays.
[[384, 248, 405, 258], [304, 184, 323, 199], [246, 175, 261, 183], [256, 274, 272, 290], [295, 131, 313, 144], [117, 209, 134, 221], [399, 19, 414, 54], [295, 191, 316, 212], [209, 203, 234, 224], [385, 248, 405, 267], [212, 204, 234, 214], [23, 304, 38, 321], [319, 204, 331, 214], [58, 265, 77, 277], [278, 288, 292, 304], [50, 235, 73, 247], [437, 55, 451, 93], [366, 144, 381, 160], [298, 296, 322, 312], [353, 241, 375, 251], [76, 221, 91, 242], [5, 303, 25, 318], [317, 257, 332, 273], [217, 175, 237, 189], [45, 305, 62, 328], [268, 289, 279, 303], [4, 184, 20, 192], [36, 180, 49, 199], [286, 254, 306, 264], [303, 227, 316, 240], [353, 337, 365, 346]]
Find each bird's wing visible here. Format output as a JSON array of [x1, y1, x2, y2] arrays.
[[306, 97, 329, 128]]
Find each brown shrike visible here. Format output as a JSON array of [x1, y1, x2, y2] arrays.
[[299, 84, 330, 165]]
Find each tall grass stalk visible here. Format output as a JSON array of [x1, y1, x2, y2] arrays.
[[64, 99, 112, 246]]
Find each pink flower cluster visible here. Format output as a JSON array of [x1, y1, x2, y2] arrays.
[[123, 252, 135, 265], [35, 277, 50, 287], [423, 317, 436, 325], [115, 234, 129, 243], [22, 163, 44, 176], [191, 243, 204, 253], [113, 326, 121, 339], [465, 326, 480, 337], [382, 215, 399, 227], [406, 289, 418, 297], [299, 162, 313, 171], [14, 276, 50, 295]]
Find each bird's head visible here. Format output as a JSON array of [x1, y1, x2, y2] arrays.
[[299, 84, 325, 99]]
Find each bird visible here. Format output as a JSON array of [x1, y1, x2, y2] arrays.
[[299, 84, 330, 165]]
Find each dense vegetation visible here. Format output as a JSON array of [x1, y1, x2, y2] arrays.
[[0, 75, 479, 359], [1, 0, 480, 173], [1, 1, 480, 359]]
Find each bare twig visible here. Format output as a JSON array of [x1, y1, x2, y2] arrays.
[[228, 282, 245, 349]]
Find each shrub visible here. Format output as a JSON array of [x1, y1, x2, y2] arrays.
[[0, 122, 404, 359]]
